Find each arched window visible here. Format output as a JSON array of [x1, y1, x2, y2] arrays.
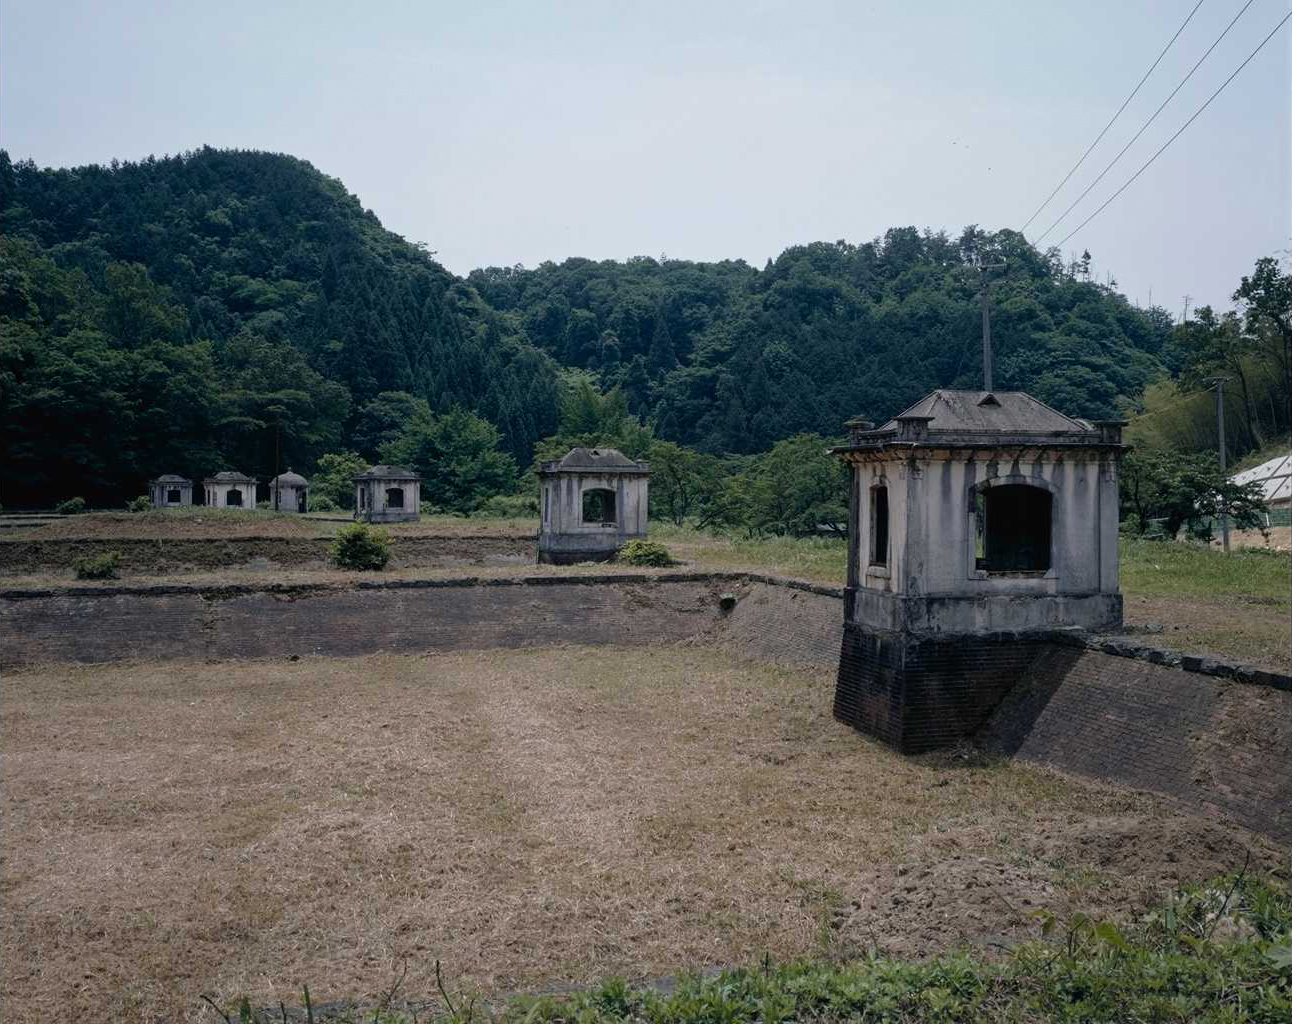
[[975, 484, 1052, 572], [582, 488, 617, 524], [385, 487, 405, 509]]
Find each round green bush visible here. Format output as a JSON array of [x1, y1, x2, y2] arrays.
[[127, 496, 151, 513], [55, 497, 87, 515], [616, 539, 672, 567], [73, 551, 121, 580], [330, 523, 391, 571], [308, 495, 340, 513]]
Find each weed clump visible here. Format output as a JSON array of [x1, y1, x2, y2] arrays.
[[617, 539, 672, 567], [126, 496, 151, 513], [73, 551, 121, 580], [330, 523, 391, 570], [55, 497, 87, 514]]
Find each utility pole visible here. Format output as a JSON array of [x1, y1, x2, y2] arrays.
[[1181, 294, 1192, 325], [973, 254, 1007, 391], [1205, 376, 1231, 552]]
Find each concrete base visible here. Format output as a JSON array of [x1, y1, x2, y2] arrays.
[[536, 531, 643, 565], [356, 511, 418, 524], [834, 622, 1057, 753], [846, 588, 1123, 634]]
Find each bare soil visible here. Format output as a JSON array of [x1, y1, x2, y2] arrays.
[[2, 647, 1279, 1024]]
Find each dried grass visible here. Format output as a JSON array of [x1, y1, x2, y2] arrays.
[[2, 647, 1279, 1023]]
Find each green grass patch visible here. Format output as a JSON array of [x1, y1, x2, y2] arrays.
[[214, 874, 1291, 1024], [1121, 536, 1291, 608]]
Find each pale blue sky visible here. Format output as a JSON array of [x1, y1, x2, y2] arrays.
[[3, 1, 1288, 312]]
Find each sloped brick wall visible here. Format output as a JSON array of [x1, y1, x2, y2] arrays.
[[981, 647, 1292, 839]]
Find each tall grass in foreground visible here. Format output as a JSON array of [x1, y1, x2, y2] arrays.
[[208, 874, 1291, 1024]]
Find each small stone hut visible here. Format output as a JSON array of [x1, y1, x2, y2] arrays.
[[354, 465, 421, 523], [203, 471, 257, 509], [270, 469, 309, 513], [537, 447, 649, 564], [148, 474, 192, 508], [830, 389, 1126, 754]]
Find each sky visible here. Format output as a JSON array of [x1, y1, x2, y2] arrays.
[[2, 1, 1289, 313]]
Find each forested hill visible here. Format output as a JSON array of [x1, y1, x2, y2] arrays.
[[0, 148, 560, 504], [2, 147, 1172, 505], [470, 234, 1172, 453]]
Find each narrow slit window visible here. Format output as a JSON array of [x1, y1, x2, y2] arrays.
[[976, 484, 1052, 572], [869, 485, 889, 566]]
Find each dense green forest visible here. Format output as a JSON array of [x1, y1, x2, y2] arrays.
[[3, 145, 1280, 518]]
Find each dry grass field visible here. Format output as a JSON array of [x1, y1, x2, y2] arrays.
[[2, 646, 1277, 1023]]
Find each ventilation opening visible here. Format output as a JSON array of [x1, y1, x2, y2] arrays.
[[978, 393, 1001, 407], [225, 489, 243, 507], [869, 485, 889, 566], [385, 487, 405, 510], [166, 489, 181, 504], [975, 484, 1052, 572], [582, 488, 617, 525]]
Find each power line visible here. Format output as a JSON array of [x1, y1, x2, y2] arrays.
[[1056, 7, 1292, 248], [1035, 0, 1258, 245], [1019, 0, 1206, 233]]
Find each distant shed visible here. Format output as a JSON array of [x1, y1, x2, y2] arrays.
[[537, 447, 650, 564], [354, 465, 421, 523], [149, 474, 193, 509], [1232, 453, 1291, 526]]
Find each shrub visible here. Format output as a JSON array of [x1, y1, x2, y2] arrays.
[[617, 539, 672, 566], [55, 497, 87, 514], [308, 494, 340, 513], [477, 493, 539, 518], [330, 523, 391, 570], [256, 500, 271, 510], [127, 496, 151, 513], [73, 551, 121, 580]]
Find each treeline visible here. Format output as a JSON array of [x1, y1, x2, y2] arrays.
[[1, 146, 1183, 510], [1128, 256, 1291, 460], [0, 148, 559, 506], [470, 228, 1171, 452], [1121, 257, 1290, 538]]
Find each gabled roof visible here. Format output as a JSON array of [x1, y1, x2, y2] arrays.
[[540, 447, 649, 474], [1232, 453, 1291, 504], [879, 390, 1094, 435], [355, 464, 420, 481], [204, 470, 256, 483]]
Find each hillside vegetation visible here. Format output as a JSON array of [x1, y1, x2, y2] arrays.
[[2, 147, 1173, 506]]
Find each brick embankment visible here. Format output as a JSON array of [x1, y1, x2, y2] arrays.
[[980, 647, 1292, 840], [0, 534, 532, 574], [0, 574, 735, 667]]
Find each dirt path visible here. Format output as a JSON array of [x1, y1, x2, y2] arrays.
[[2, 648, 1280, 1023]]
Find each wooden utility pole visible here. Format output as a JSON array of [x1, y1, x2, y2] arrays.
[[1206, 376, 1231, 552], [974, 255, 1007, 391]]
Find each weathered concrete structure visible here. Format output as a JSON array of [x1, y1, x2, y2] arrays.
[[537, 448, 649, 564], [202, 471, 257, 510], [270, 469, 309, 513], [830, 390, 1126, 753], [354, 465, 421, 523], [148, 474, 192, 509]]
